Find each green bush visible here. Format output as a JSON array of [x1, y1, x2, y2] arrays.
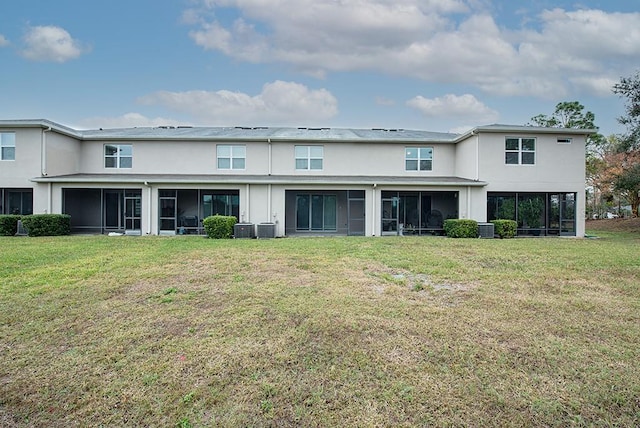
[[203, 215, 237, 239], [491, 219, 518, 239], [0, 215, 22, 236], [20, 214, 71, 237], [443, 219, 478, 238]]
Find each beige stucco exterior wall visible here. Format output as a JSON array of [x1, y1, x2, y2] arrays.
[[454, 134, 479, 180], [453, 135, 486, 223], [476, 132, 587, 236], [270, 141, 456, 176], [76, 139, 458, 178], [245, 184, 270, 224], [477, 133, 585, 189], [45, 132, 81, 177], [0, 128, 42, 186], [0, 128, 47, 214], [80, 140, 216, 174]]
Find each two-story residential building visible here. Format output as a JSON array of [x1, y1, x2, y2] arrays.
[[0, 119, 592, 237]]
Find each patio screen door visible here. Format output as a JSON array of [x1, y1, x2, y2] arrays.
[[347, 193, 365, 236], [381, 196, 399, 234], [159, 191, 177, 232]]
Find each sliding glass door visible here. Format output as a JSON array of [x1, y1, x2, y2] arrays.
[[296, 194, 337, 232]]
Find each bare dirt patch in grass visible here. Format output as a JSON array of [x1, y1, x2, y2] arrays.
[[586, 217, 640, 232], [363, 263, 475, 306]]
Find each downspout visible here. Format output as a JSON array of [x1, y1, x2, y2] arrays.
[[144, 181, 152, 235], [267, 183, 272, 223], [41, 126, 51, 176], [474, 132, 480, 181], [42, 127, 52, 214], [47, 182, 52, 214], [466, 186, 472, 219], [245, 184, 251, 223], [372, 183, 377, 236], [267, 139, 272, 223], [268, 138, 272, 176]]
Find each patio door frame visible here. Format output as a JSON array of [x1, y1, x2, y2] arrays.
[[159, 190, 177, 234], [347, 190, 365, 236], [381, 195, 399, 235]]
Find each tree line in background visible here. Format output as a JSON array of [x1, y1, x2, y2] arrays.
[[529, 71, 640, 218]]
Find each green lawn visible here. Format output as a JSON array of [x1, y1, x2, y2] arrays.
[[1, 229, 639, 427]]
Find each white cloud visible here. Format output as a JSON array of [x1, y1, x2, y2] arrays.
[[185, 1, 640, 98], [21, 26, 88, 62], [569, 76, 618, 97], [512, 9, 640, 95], [0, 34, 9, 47], [536, 9, 640, 59], [137, 80, 338, 126], [78, 113, 190, 130], [407, 94, 499, 123]]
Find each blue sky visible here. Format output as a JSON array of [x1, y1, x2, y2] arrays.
[[0, 1, 638, 135]]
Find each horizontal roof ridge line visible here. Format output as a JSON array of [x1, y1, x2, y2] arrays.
[[0, 119, 596, 142]]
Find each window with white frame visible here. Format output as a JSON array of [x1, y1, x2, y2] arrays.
[[505, 137, 535, 165], [295, 145, 323, 170], [1, 132, 16, 161], [217, 145, 246, 170], [105, 144, 132, 168], [405, 147, 433, 171]]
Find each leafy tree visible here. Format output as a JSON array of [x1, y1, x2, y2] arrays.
[[529, 101, 596, 129], [528, 101, 606, 154], [590, 135, 639, 217], [613, 71, 640, 150], [611, 71, 640, 216], [614, 161, 640, 216], [528, 101, 608, 217]]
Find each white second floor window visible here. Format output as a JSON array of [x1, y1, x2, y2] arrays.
[[105, 144, 132, 168], [0, 132, 16, 161], [217, 145, 246, 170], [505, 137, 535, 165], [405, 147, 432, 171], [295, 145, 323, 170]]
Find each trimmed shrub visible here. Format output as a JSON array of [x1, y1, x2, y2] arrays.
[[203, 215, 237, 239], [443, 219, 478, 238], [491, 219, 517, 239], [0, 215, 22, 236], [20, 214, 71, 237]]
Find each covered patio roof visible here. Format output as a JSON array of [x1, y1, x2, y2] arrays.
[[31, 173, 488, 187]]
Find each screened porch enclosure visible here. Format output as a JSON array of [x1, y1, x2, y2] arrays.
[[63, 188, 141, 234], [487, 192, 576, 236], [285, 190, 365, 236], [381, 191, 458, 235], [158, 189, 239, 235], [1, 188, 33, 215]]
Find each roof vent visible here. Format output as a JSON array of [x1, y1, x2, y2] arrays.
[[372, 128, 404, 132]]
